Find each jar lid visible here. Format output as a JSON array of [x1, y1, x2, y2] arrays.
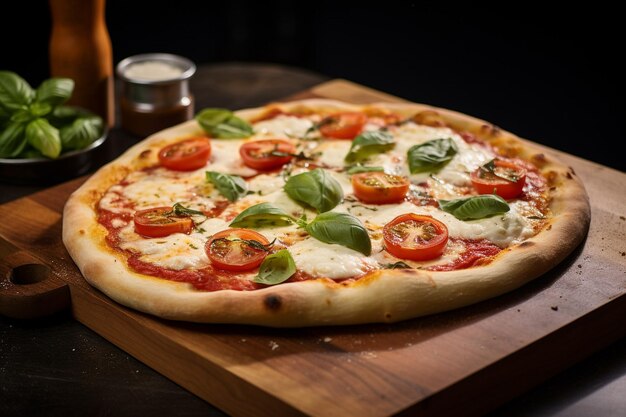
[[116, 53, 196, 85]]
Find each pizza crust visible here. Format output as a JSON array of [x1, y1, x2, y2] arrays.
[[62, 99, 590, 326]]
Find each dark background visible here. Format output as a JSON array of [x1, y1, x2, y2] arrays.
[[2, 1, 624, 171]]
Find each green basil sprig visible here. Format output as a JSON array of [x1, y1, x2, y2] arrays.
[[0, 122, 27, 158], [206, 171, 248, 202], [344, 130, 394, 163], [195, 108, 253, 139], [0, 71, 34, 111], [284, 168, 343, 213], [346, 165, 385, 175], [439, 194, 510, 220], [229, 202, 296, 228], [304, 211, 371, 255], [60, 116, 103, 150], [407, 138, 458, 174], [253, 249, 297, 285], [0, 71, 103, 159], [26, 118, 61, 158]]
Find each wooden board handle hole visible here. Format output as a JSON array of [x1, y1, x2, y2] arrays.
[[9, 264, 52, 285]]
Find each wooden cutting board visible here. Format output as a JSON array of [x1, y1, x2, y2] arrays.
[[1, 80, 625, 417]]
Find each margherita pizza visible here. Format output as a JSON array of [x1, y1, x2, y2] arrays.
[[62, 99, 590, 326]]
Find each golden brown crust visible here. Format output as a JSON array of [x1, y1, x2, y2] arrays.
[[62, 99, 590, 327]]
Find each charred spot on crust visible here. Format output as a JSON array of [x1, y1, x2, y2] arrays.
[[566, 171, 573, 179], [480, 124, 501, 137], [519, 241, 534, 248], [385, 312, 392, 321], [546, 171, 559, 186], [264, 294, 282, 311], [139, 149, 152, 159], [531, 153, 548, 168]]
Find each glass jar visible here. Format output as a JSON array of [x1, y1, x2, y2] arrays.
[[116, 53, 196, 137]]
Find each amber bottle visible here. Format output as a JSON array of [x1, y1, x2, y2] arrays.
[[49, 0, 115, 127]]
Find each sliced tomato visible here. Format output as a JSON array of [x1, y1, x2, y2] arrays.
[[383, 214, 449, 261], [239, 139, 297, 170], [319, 112, 367, 139], [133, 207, 193, 238], [158, 137, 212, 171], [351, 172, 410, 204], [470, 159, 526, 199], [206, 228, 271, 271]]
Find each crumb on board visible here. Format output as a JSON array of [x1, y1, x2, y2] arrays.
[[620, 215, 625, 221], [269, 341, 279, 351], [323, 337, 332, 343]]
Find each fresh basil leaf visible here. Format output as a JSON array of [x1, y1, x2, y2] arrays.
[[206, 171, 247, 202], [305, 211, 371, 255], [0, 71, 34, 112], [25, 118, 61, 159], [253, 249, 296, 285], [407, 138, 458, 174], [346, 165, 384, 175], [60, 116, 103, 150], [34, 78, 74, 107], [438, 194, 510, 220], [284, 168, 343, 213], [9, 108, 33, 124], [230, 202, 295, 228], [196, 108, 253, 139], [48, 105, 90, 127], [28, 102, 52, 117], [0, 121, 27, 158], [344, 130, 395, 163]]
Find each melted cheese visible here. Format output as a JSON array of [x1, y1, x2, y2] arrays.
[[289, 237, 377, 279], [253, 115, 313, 138]]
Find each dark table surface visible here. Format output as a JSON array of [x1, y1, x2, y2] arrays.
[[1, 62, 625, 417]]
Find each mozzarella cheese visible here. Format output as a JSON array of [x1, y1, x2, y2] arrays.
[[101, 111, 544, 279], [253, 115, 313, 138], [289, 238, 377, 279]]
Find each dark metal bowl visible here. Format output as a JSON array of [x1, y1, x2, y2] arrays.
[[0, 127, 108, 185]]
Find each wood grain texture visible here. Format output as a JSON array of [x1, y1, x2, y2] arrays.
[[1, 80, 625, 417]]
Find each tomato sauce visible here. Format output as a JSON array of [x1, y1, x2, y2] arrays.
[[128, 255, 260, 291], [427, 238, 501, 271]]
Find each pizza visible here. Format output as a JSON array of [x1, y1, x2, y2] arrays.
[[62, 99, 590, 327]]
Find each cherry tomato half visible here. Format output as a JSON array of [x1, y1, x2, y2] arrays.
[[383, 214, 449, 261], [470, 159, 526, 200], [319, 112, 367, 139], [158, 137, 212, 171], [239, 139, 297, 170], [133, 207, 194, 238], [351, 172, 410, 204], [206, 228, 271, 271]]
